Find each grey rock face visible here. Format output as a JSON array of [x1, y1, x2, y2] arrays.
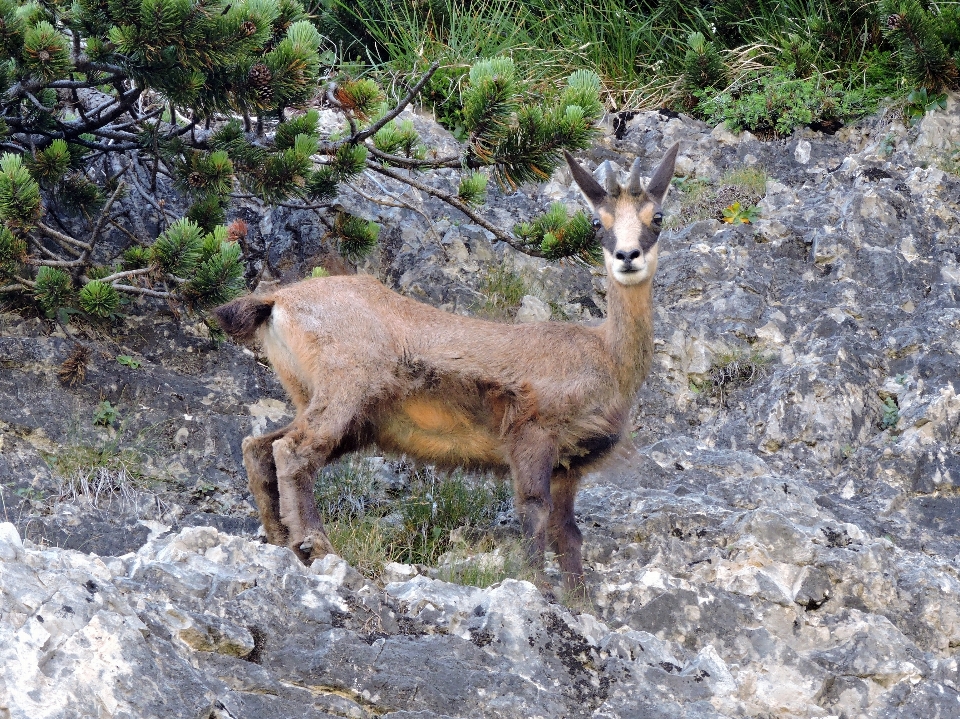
[[3, 99, 960, 718]]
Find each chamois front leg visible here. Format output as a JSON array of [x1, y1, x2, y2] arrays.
[[241, 424, 292, 547], [271, 394, 369, 563], [509, 424, 557, 591], [549, 471, 585, 595]]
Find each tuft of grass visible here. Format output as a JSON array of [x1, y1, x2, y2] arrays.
[[42, 439, 150, 508], [314, 456, 515, 582], [476, 265, 530, 321], [693, 348, 774, 403], [670, 167, 767, 228]]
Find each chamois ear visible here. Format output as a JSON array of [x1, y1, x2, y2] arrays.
[[564, 150, 607, 209], [644, 143, 681, 203]]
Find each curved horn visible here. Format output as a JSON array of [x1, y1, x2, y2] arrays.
[[626, 157, 645, 195], [595, 160, 621, 197]]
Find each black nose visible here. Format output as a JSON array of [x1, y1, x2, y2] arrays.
[[615, 249, 641, 262]]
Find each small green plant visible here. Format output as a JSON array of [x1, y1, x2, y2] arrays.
[[92, 400, 119, 427], [881, 397, 900, 429], [311, 266, 330, 278], [116, 355, 142, 369], [722, 202, 760, 224], [879, 133, 898, 158], [903, 88, 948, 126], [477, 266, 530, 321]]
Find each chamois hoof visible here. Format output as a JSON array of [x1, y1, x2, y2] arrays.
[[299, 531, 337, 561]]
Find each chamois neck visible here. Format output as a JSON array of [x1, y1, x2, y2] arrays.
[[602, 277, 654, 394]]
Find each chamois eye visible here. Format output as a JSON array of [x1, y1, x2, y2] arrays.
[[652, 212, 663, 228], [591, 218, 602, 229]]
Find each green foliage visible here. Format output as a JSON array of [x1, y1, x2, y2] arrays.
[[275, 110, 319, 150], [331, 142, 368, 179], [696, 70, 872, 137], [391, 473, 507, 565], [477, 265, 529, 320], [460, 58, 602, 188], [515, 202, 600, 262], [314, 458, 512, 580], [122, 246, 152, 270], [78, 279, 121, 317], [182, 233, 245, 307], [178, 150, 234, 197], [0, 153, 41, 231], [881, 0, 960, 92], [151, 218, 204, 276], [116, 354, 142, 368], [722, 202, 760, 224], [92, 400, 118, 427], [30, 139, 71, 184], [336, 78, 383, 118], [310, 266, 329, 277], [373, 119, 422, 157], [34, 266, 73, 315], [22, 20, 71, 81], [0, 225, 26, 279], [185, 194, 227, 232], [334, 212, 380, 262], [881, 397, 900, 429], [681, 32, 726, 106], [903, 87, 948, 126], [457, 171, 487, 206], [694, 348, 774, 402]]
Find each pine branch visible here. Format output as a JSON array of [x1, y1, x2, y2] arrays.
[[365, 160, 545, 257], [351, 62, 441, 144], [37, 222, 92, 251]]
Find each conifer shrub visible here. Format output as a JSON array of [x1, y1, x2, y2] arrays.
[[0, 0, 605, 326]]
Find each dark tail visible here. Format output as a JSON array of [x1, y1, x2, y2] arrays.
[[213, 295, 274, 343]]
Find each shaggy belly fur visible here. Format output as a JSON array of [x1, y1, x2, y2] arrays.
[[374, 396, 507, 468]]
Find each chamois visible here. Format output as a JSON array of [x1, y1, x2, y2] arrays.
[[215, 143, 679, 592]]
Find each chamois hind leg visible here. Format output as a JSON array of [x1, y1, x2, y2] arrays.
[[241, 424, 292, 547], [549, 471, 585, 595], [271, 393, 367, 563], [508, 424, 557, 591]]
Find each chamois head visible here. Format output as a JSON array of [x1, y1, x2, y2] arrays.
[[564, 143, 680, 286]]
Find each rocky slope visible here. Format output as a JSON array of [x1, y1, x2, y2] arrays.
[[1, 97, 959, 718]]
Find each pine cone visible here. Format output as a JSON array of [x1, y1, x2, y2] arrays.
[[188, 171, 205, 187], [248, 63, 272, 88], [887, 13, 903, 30], [241, 21, 257, 36], [248, 63, 273, 104]]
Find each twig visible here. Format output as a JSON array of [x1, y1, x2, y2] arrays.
[[37, 222, 92, 251], [365, 161, 542, 257], [87, 267, 153, 284], [107, 217, 147, 246], [351, 61, 441, 144], [0, 283, 27, 293], [350, 173, 440, 244], [366, 145, 464, 169], [85, 180, 126, 252], [113, 284, 172, 298]]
